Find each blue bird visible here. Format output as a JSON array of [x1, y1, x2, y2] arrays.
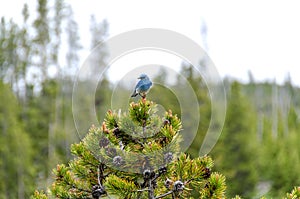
[[131, 74, 152, 98]]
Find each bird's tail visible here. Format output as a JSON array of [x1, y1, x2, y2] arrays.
[[131, 92, 138, 97]]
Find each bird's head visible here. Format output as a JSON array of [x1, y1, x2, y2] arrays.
[[138, 74, 148, 79]]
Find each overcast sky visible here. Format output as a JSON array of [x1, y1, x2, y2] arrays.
[[2, 0, 300, 85]]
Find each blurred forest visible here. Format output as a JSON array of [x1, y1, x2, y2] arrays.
[[1, 0, 300, 198]]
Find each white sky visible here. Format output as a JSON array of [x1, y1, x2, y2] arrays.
[[1, 0, 300, 85]]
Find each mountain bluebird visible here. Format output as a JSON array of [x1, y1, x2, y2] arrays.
[[131, 74, 152, 98]]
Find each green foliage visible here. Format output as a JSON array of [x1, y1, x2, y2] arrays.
[[2, 0, 300, 198], [0, 81, 34, 198], [212, 81, 258, 198], [33, 0, 50, 79], [0, 0, 83, 193], [231, 196, 242, 199], [260, 129, 300, 197], [284, 187, 300, 199], [200, 173, 226, 199], [32, 99, 226, 198], [31, 190, 48, 199], [105, 175, 139, 198], [178, 64, 212, 157]]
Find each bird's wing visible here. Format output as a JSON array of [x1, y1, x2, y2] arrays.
[[137, 80, 152, 92], [131, 80, 143, 96], [135, 79, 144, 89]]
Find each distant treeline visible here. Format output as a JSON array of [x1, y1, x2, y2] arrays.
[[1, 0, 300, 198]]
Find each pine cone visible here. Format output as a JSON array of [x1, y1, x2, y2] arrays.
[[158, 166, 167, 175], [99, 137, 110, 148], [112, 156, 124, 166], [164, 178, 173, 189], [91, 185, 106, 199], [164, 152, 173, 163], [173, 180, 184, 192]]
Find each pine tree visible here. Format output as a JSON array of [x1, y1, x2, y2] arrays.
[[33, 0, 50, 81], [19, 3, 32, 100], [0, 81, 34, 198], [65, 4, 81, 78], [211, 81, 258, 198], [32, 98, 226, 199], [178, 64, 212, 157], [88, 16, 109, 80]]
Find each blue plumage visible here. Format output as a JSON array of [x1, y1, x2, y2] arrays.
[[131, 74, 152, 98]]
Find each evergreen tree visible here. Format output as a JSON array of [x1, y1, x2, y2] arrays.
[[62, 4, 83, 160], [32, 98, 226, 199], [0, 81, 34, 198], [51, 0, 65, 69], [178, 64, 212, 157], [95, 75, 112, 121], [47, 0, 70, 177], [89, 16, 109, 80], [212, 81, 258, 198], [0, 17, 6, 80], [65, 4, 81, 78], [268, 129, 300, 197], [22, 78, 62, 189], [150, 67, 180, 114], [19, 3, 32, 100], [0, 18, 21, 91], [33, 0, 50, 81]]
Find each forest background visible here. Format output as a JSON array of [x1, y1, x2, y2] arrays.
[[1, 1, 300, 198]]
